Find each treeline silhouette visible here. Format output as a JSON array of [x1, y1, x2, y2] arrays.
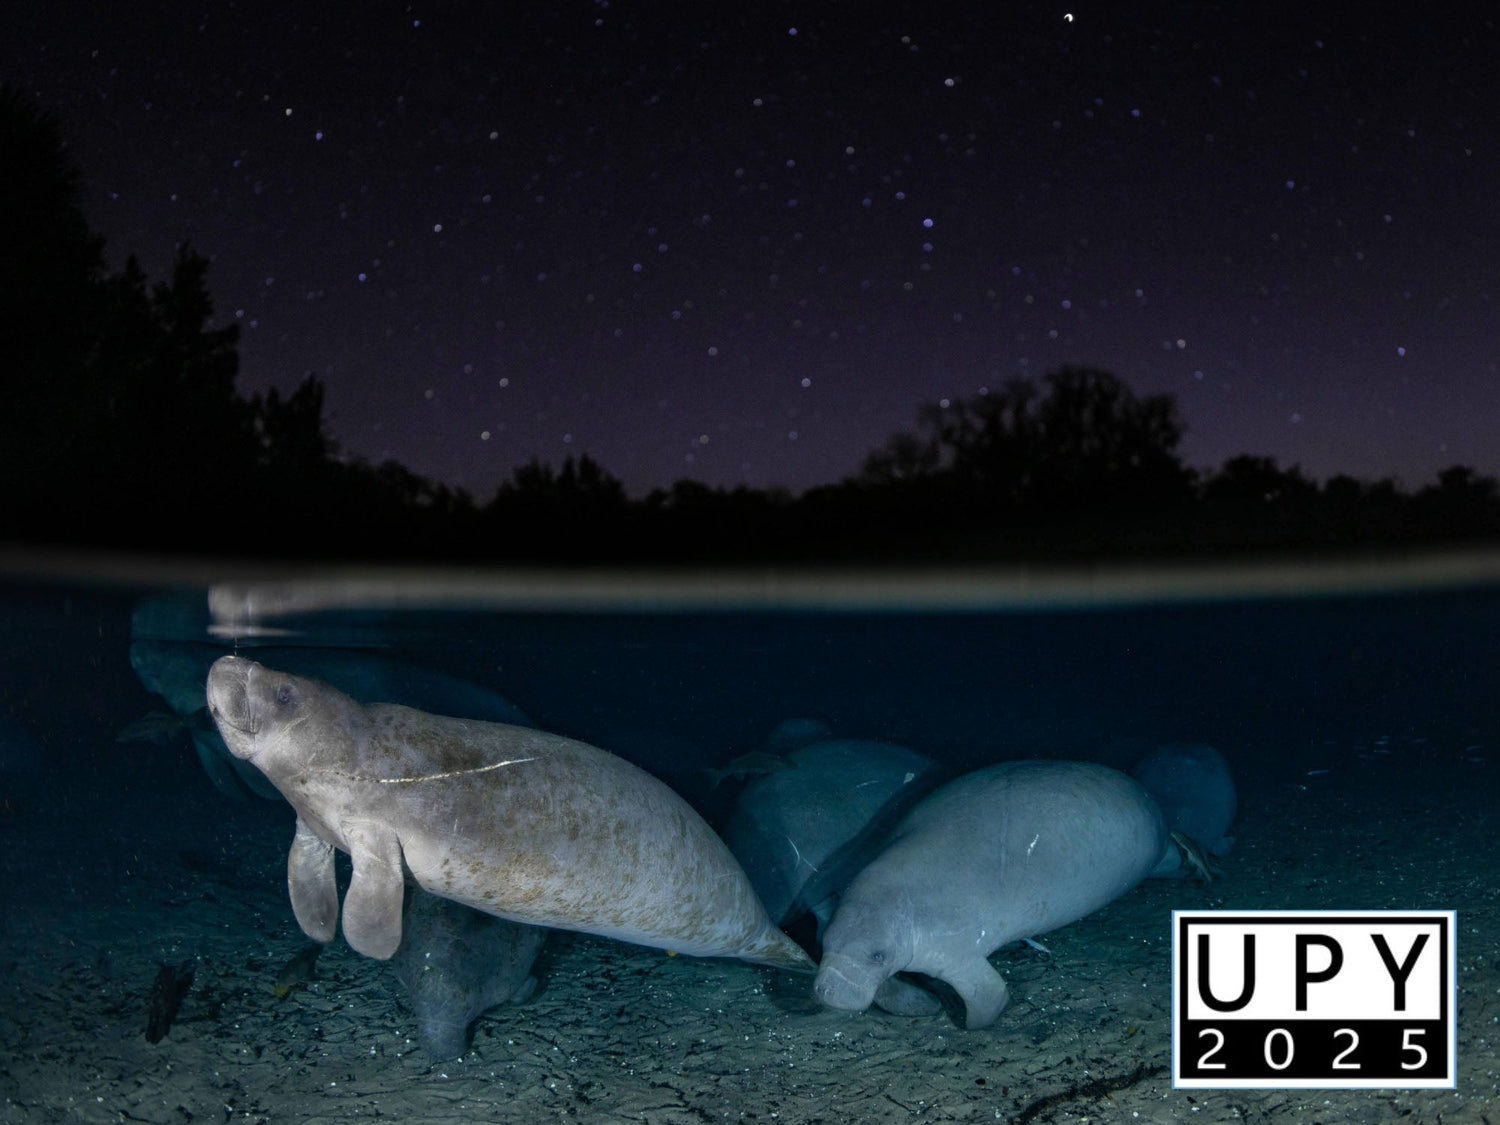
[[5, 88, 1499, 564]]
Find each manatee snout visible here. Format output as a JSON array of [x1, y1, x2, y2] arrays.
[[205, 656, 256, 748], [813, 954, 882, 1013]]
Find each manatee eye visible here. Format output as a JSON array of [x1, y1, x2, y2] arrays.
[[867, 949, 887, 965], [274, 683, 298, 708]]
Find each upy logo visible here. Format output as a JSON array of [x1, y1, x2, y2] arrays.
[[1173, 911, 1455, 1089]]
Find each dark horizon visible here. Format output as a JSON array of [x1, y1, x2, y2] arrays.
[[6, 76, 1500, 566], [6, 2, 1497, 498]]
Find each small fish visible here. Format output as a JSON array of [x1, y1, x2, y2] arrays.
[[1306, 769, 1332, 777], [702, 751, 796, 788], [273, 944, 324, 998]]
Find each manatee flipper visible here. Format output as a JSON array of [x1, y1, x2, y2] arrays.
[[944, 956, 1010, 1031], [873, 975, 943, 1017], [1171, 829, 1215, 884], [288, 818, 339, 943], [340, 818, 408, 960]]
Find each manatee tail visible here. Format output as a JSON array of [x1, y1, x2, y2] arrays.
[[738, 925, 817, 973]]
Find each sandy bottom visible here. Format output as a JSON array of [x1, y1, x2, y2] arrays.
[[1, 735, 1494, 1125]]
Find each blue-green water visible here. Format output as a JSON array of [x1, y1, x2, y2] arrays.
[[1, 562, 1495, 1122]]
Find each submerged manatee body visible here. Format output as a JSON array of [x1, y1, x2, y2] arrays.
[[205, 657, 813, 973], [1132, 742, 1237, 876], [391, 888, 547, 1059], [815, 760, 1170, 1029], [722, 737, 945, 932]]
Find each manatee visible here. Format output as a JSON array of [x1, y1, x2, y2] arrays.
[[205, 657, 813, 973], [1131, 742, 1237, 876], [391, 888, 547, 1059], [721, 738, 946, 933], [131, 639, 533, 802], [815, 760, 1170, 1030]]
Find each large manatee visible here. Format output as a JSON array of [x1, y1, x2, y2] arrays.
[[815, 760, 1170, 1029], [205, 657, 813, 973]]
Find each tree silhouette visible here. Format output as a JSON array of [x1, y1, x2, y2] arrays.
[[87, 247, 256, 511], [858, 429, 942, 486], [2, 87, 280, 544], [858, 367, 1193, 525], [1029, 367, 1192, 514], [1201, 455, 1318, 511], [481, 455, 631, 557], [493, 455, 628, 513], [918, 377, 1041, 508], [1, 88, 108, 506], [254, 373, 335, 476], [1412, 465, 1500, 540]]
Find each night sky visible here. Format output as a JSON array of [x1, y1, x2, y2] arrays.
[[7, 2, 1498, 497]]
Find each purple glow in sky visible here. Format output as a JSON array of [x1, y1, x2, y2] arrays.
[[7, 2, 1498, 496]]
